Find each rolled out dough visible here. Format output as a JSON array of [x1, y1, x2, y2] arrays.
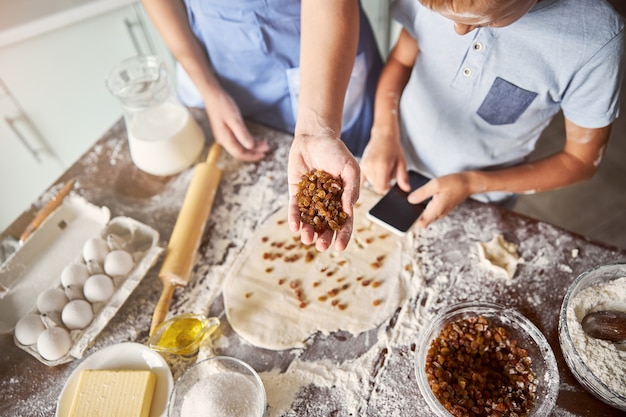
[[223, 189, 406, 350], [477, 234, 522, 279]]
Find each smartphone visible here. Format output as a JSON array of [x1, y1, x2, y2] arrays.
[[367, 170, 431, 236]]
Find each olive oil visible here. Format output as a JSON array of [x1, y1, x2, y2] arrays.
[[149, 314, 219, 356]]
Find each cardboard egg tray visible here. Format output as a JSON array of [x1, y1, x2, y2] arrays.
[[0, 196, 163, 366]]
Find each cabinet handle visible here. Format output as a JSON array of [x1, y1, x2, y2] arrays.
[[124, 7, 156, 56], [1, 78, 63, 167], [124, 18, 143, 55], [5, 115, 42, 163]]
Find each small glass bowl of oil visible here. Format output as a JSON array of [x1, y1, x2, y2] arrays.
[[148, 313, 220, 356]]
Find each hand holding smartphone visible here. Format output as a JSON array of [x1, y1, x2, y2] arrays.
[[367, 170, 431, 236]]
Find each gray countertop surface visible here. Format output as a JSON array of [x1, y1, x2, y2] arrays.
[[1, 110, 625, 416]]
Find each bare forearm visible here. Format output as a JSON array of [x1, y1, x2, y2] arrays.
[[467, 154, 594, 196], [141, 0, 221, 99], [296, 0, 360, 137], [466, 123, 611, 195], [371, 32, 417, 136]]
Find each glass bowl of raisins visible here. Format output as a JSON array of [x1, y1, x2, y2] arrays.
[[415, 302, 559, 417]]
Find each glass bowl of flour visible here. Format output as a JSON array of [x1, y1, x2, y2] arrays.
[[559, 262, 626, 411], [167, 356, 266, 417]]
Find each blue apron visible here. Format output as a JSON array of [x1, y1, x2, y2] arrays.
[[179, 0, 382, 156]]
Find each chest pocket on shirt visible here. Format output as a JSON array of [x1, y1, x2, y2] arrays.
[[477, 77, 538, 125]]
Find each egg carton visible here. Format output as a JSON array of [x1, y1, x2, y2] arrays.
[[0, 196, 163, 366]]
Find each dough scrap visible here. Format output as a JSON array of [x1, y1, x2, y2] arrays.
[[223, 189, 406, 350], [477, 234, 522, 279]]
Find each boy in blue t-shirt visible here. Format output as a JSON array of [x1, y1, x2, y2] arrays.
[[288, 0, 624, 251], [359, 0, 624, 228]]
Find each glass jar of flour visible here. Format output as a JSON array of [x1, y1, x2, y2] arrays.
[[106, 55, 204, 176]]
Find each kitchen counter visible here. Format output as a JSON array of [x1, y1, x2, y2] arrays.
[[0, 0, 135, 47], [1, 110, 625, 416]]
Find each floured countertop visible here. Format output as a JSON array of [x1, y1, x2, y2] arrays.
[[1, 109, 625, 417]]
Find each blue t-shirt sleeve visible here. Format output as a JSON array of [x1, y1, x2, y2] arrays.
[[391, 0, 419, 38], [561, 27, 625, 128]]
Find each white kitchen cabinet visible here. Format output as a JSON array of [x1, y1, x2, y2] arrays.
[[362, 0, 393, 57], [361, 0, 403, 58], [0, 80, 65, 231], [0, 2, 173, 232]]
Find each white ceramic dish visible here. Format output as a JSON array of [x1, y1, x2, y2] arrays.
[[56, 342, 173, 417]]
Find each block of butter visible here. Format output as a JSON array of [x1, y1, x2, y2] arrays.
[[68, 369, 157, 417]]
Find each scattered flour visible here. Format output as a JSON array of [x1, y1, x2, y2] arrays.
[[178, 124, 624, 416], [5, 119, 625, 417], [223, 190, 405, 351]]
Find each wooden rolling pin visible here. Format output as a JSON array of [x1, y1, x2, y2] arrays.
[[19, 179, 76, 244], [150, 143, 222, 335]]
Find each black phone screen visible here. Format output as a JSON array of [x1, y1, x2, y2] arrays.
[[367, 171, 431, 235]]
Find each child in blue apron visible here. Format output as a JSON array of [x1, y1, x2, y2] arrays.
[[141, 0, 382, 161]]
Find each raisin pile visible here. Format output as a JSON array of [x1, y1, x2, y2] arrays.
[[425, 315, 537, 417], [296, 170, 347, 233]]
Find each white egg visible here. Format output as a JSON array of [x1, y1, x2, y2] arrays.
[[62, 300, 93, 330], [83, 274, 115, 303], [104, 249, 135, 277], [82, 237, 109, 264], [15, 314, 46, 346], [36, 288, 69, 314], [60, 263, 90, 287], [37, 327, 72, 361]]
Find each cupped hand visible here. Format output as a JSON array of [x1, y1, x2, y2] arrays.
[[407, 173, 473, 228], [288, 133, 360, 252], [204, 91, 270, 162]]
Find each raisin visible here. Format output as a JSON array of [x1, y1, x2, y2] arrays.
[[296, 170, 347, 233], [424, 315, 537, 417]]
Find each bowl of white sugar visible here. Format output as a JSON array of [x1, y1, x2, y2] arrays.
[[167, 356, 266, 417], [559, 262, 626, 411]]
